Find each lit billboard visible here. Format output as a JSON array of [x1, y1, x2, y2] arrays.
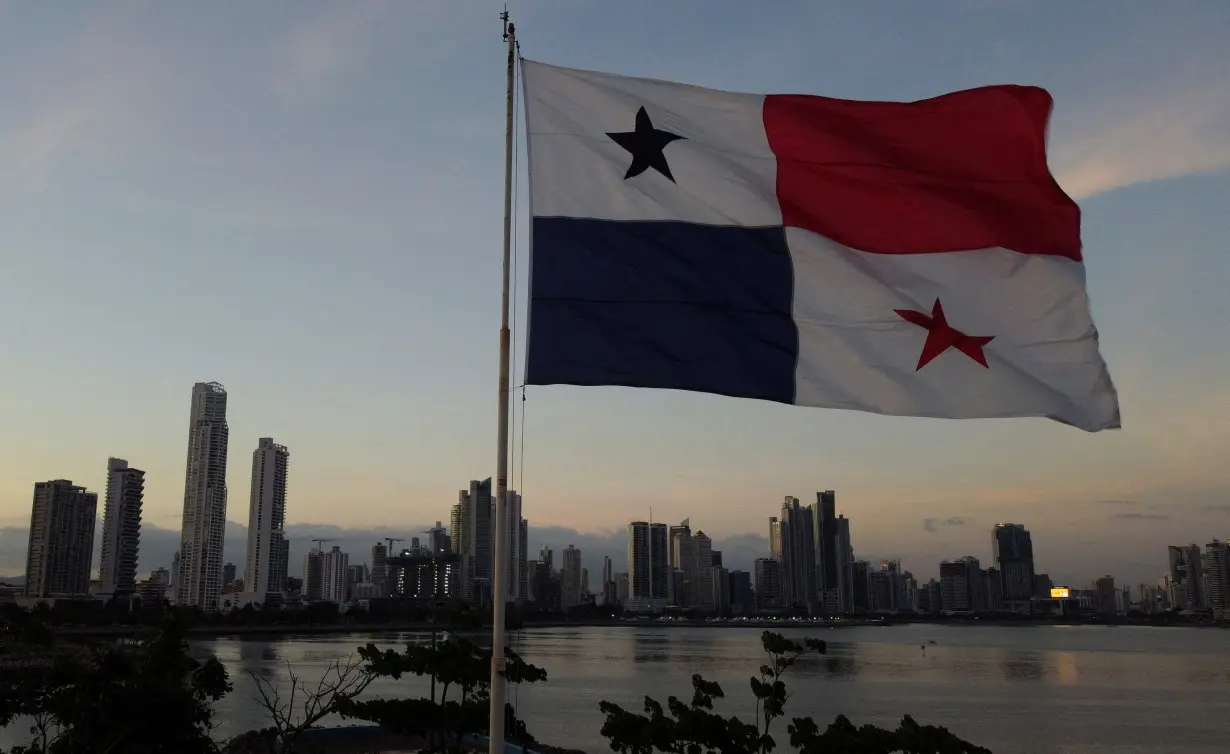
[[1050, 587, 1071, 599]]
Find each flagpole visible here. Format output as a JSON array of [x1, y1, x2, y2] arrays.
[[489, 11, 517, 754]]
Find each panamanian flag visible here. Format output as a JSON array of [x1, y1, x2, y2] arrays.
[[521, 61, 1120, 433]]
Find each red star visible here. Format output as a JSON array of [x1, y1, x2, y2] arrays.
[[894, 298, 994, 371]]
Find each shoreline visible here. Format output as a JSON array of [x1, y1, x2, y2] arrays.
[[43, 617, 1224, 639]]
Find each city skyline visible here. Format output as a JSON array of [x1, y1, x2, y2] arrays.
[[8, 463, 1228, 599], [1, 4, 1228, 590]]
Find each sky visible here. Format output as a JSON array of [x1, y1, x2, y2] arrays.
[[1, 1, 1228, 590]]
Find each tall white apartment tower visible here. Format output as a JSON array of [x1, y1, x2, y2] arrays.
[[98, 458, 145, 598], [244, 438, 290, 604], [176, 382, 230, 612], [321, 546, 350, 603]]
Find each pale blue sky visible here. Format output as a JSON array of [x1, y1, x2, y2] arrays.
[[2, 1, 1228, 586]]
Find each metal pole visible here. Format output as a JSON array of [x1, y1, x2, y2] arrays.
[[488, 12, 516, 754]]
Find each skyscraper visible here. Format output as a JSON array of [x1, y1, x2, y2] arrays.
[[303, 548, 324, 601], [517, 517, 529, 602], [98, 458, 145, 598], [1203, 540, 1229, 620], [780, 497, 817, 612], [244, 438, 290, 604], [177, 382, 230, 612], [627, 521, 669, 600], [628, 522, 650, 599], [452, 478, 493, 602], [811, 490, 839, 612], [669, 521, 694, 605], [321, 546, 350, 602], [561, 545, 583, 608], [754, 557, 781, 611], [692, 530, 715, 612], [833, 515, 854, 614], [25, 480, 97, 599], [993, 523, 1035, 604], [768, 517, 782, 559], [1167, 544, 1205, 610], [505, 490, 524, 602], [370, 542, 389, 592]]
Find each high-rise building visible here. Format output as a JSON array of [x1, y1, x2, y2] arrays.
[[518, 518, 529, 602], [669, 521, 694, 605], [601, 556, 616, 605], [321, 546, 350, 602], [303, 549, 324, 601], [712, 564, 730, 615], [963, 556, 987, 611], [370, 542, 389, 593], [1094, 575, 1117, 616], [993, 523, 1035, 606], [833, 515, 853, 614], [561, 545, 583, 608], [850, 560, 870, 613], [1168, 544, 1205, 610], [627, 521, 669, 600], [176, 382, 230, 612], [939, 560, 970, 612], [244, 438, 290, 604], [692, 530, 715, 612], [426, 522, 449, 555], [811, 490, 840, 612], [1203, 540, 1229, 620], [754, 557, 781, 611], [768, 517, 782, 559], [615, 572, 630, 604], [780, 497, 817, 612], [25, 480, 98, 599], [728, 570, 754, 615], [505, 490, 524, 603], [98, 458, 145, 598], [452, 478, 493, 602], [222, 562, 237, 586]]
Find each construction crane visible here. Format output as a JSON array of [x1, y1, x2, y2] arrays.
[[384, 537, 406, 556]]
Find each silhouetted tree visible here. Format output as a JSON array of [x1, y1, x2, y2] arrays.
[[340, 634, 547, 753], [0, 613, 231, 754], [598, 631, 990, 754]]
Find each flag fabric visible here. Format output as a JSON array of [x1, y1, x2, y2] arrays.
[[520, 60, 1120, 432]]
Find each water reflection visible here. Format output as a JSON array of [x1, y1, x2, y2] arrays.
[[631, 632, 673, 664], [236, 635, 280, 679], [1051, 651, 1079, 686], [801, 640, 858, 678], [999, 649, 1044, 682], [188, 624, 1230, 754]]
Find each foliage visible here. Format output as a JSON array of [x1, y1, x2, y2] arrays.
[[339, 634, 547, 753], [0, 613, 231, 754], [598, 631, 990, 754]]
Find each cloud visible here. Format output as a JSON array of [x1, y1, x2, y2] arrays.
[[1109, 512, 1169, 521], [1054, 82, 1230, 200], [0, 521, 770, 583], [1203, 505, 1230, 513], [272, 0, 395, 98], [1098, 500, 1141, 506], [922, 517, 969, 533], [1, 6, 159, 188], [270, 1, 487, 102]]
